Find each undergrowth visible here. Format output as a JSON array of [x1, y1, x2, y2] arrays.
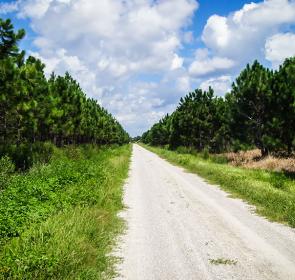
[[0, 144, 131, 279]]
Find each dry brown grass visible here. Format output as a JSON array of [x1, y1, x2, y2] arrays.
[[225, 149, 261, 165], [224, 149, 295, 173]]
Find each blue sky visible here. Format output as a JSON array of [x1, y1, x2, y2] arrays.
[[1, 0, 295, 136]]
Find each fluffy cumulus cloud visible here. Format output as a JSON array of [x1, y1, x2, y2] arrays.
[[202, 0, 295, 63], [200, 76, 232, 96], [189, 48, 235, 77], [265, 32, 295, 67], [10, 0, 198, 135], [190, 0, 295, 98], [0, 2, 19, 14], [23, 0, 195, 78]]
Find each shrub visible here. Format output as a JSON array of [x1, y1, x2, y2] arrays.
[[0, 142, 54, 170], [201, 147, 210, 160], [176, 146, 196, 154], [210, 155, 228, 164]]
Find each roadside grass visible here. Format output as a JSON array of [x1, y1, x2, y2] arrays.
[[0, 144, 131, 279], [142, 145, 295, 228]]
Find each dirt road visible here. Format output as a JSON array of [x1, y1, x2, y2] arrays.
[[115, 144, 295, 280]]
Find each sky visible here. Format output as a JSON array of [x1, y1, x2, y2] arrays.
[[1, 0, 295, 136]]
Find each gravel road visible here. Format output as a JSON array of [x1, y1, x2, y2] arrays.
[[115, 144, 295, 280]]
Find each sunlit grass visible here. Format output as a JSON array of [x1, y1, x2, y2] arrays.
[[0, 145, 131, 279]]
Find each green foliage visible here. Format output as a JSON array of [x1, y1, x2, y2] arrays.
[[145, 145, 295, 228], [142, 58, 295, 156], [0, 18, 25, 59], [270, 57, 295, 154], [0, 145, 131, 279], [209, 155, 228, 164], [175, 146, 197, 155], [0, 156, 15, 190], [0, 142, 55, 171], [0, 18, 129, 169], [142, 87, 231, 153], [0, 207, 123, 280], [230, 61, 275, 155], [142, 114, 171, 146], [201, 147, 210, 160]]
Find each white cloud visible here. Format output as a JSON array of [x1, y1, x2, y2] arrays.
[[200, 75, 232, 96], [234, 0, 295, 27], [30, 51, 59, 74], [31, 48, 87, 74], [0, 2, 18, 14], [195, 0, 295, 101], [189, 56, 235, 76], [202, 0, 295, 62], [21, 0, 197, 78], [202, 15, 230, 49], [102, 81, 179, 136], [18, 0, 52, 19], [232, 2, 258, 23], [176, 76, 191, 92], [171, 54, 184, 70], [18, 0, 73, 18], [189, 49, 235, 76], [265, 32, 295, 67], [183, 31, 194, 43]]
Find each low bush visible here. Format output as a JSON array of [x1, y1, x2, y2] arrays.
[[0, 142, 54, 170]]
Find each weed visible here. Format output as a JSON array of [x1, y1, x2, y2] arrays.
[[209, 258, 237, 265]]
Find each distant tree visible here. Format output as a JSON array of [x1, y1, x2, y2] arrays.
[[170, 88, 217, 151], [132, 136, 141, 142], [142, 58, 295, 156], [270, 57, 295, 154], [230, 61, 273, 156]]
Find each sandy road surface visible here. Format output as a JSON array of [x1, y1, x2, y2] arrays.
[[115, 144, 295, 280]]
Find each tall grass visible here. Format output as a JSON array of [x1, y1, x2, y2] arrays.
[[143, 145, 295, 228], [0, 145, 131, 279]]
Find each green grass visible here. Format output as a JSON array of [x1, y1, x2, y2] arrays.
[[0, 144, 131, 279], [142, 145, 295, 228]]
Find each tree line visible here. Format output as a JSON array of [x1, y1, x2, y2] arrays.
[[0, 18, 129, 169], [142, 59, 295, 156]]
